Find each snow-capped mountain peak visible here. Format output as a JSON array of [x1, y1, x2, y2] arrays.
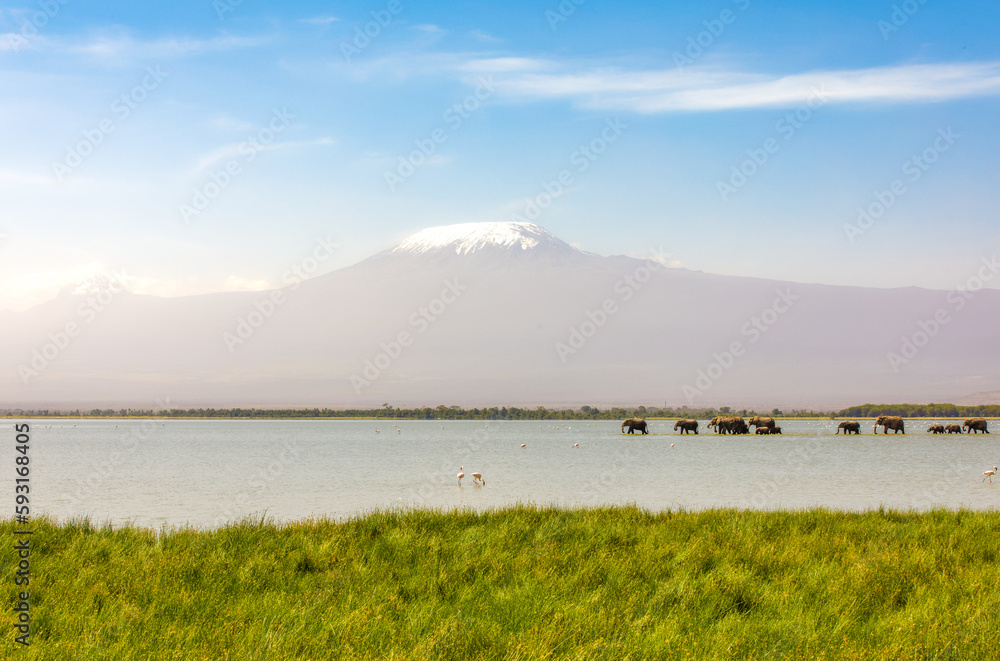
[[388, 222, 575, 257]]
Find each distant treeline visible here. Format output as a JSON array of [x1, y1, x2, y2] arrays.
[[834, 403, 1000, 418], [4, 403, 993, 420], [1, 404, 831, 420]]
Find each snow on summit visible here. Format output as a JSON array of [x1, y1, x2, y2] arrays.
[[390, 222, 571, 256]]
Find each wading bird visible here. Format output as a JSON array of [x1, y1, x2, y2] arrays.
[[984, 466, 998, 483], [457, 466, 465, 485], [520, 444, 526, 448], [573, 443, 579, 448], [472, 472, 485, 485]]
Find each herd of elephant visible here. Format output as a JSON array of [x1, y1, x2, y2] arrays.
[[620, 416, 783, 435], [836, 416, 990, 434], [619, 416, 991, 435]]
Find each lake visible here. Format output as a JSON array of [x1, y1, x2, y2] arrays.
[[13, 418, 1000, 529]]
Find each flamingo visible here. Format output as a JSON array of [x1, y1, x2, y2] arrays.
[[457, 466, 465, 485], [983, 466, 998, 483], [671, 443, 675, 448], [520, 444, 526, 448], [573, 443, 579, 448], [472, 472, 485, 485]]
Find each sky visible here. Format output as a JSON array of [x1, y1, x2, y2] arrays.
[[2, 0, 999, 312]]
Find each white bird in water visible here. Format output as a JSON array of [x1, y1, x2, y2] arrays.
[[984, 466, 998, 483], [573, 443, 579, 448], [472, 472, 485, 485], [520, 444, 526, 448], [457, 466, 465, 485], [374, 429, 380, 434], [671, 443, 675, 448]]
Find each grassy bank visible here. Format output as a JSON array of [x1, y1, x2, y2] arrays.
[[4, 507, 1000, 659]]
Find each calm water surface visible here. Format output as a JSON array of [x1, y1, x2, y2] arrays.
[[14, 419, 1000, 529]]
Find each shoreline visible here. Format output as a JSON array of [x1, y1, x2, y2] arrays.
[[3, 415, 998, 420]]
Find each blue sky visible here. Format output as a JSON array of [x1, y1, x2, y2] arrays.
[[2, 0, 999, 311]]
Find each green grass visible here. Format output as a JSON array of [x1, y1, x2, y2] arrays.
[[4, 507, 999, 659]]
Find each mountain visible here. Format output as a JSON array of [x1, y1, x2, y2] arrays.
[[369, 221, 587, 265], [2, 222, 999, 409]]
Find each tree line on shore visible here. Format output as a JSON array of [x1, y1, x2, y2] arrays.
[[835, 403, 1000, 418], [3, 402, 998, 420]]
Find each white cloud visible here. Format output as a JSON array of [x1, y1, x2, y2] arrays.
[[495, 61, 1000, 112], [0, 32, 30, 51], [299, 16, 340, 25], [192, 142, 250, 174], [207, 115, 255, 132], [0, 261, 109, 310], [468, 29, 502, 43], [191, 138, 336, 173], [67, 32, 268, 60], [459, 57, 554, 73]]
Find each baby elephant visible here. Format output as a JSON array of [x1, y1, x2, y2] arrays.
[[945, 424, 963, 434], [755, 427, 770, 435], [927, 424, 945, 434]]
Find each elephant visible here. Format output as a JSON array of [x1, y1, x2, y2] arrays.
[[836, 421, 861, 434], [712, 416, 746, 434], [945, 424, 963, 434], [755, 426, 771, 435], [927, 424, 945, 434], [963, 418, 989, 434], [874, 416, 905, 434], [715, 416, 736, 434], [771, 426, 782, 434], [673, 419, 699, 434], [621, 418, 648, 434], [747, 416, 776, 430], [719, 416, 750, 434]]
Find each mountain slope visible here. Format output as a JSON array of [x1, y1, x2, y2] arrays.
[[1, 222, 998, 409]]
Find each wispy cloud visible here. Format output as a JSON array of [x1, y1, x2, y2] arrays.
[[207, 115, 256, 132], [495, 61, 1000, 112], [299, 16, 340, 25], [468, 29, 502, 43], [192, 138, 336, 174], [67, 32, 268, 60], [459, 57, 554, 73], [0, 32, 28, 51]]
